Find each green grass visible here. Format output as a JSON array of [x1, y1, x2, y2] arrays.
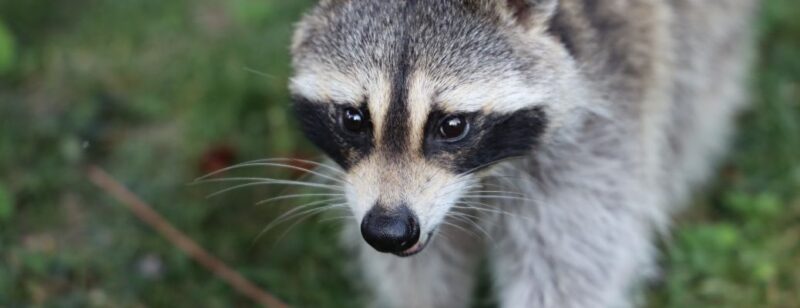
[[0, 0, 798, 307]]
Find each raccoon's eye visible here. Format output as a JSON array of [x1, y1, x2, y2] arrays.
[[342, 107, 366, 133], [438, 115, 469, 141]]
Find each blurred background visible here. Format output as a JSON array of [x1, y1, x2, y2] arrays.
[[0, 0, 798, 307]]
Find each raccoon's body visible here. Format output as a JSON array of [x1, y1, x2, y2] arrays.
[[288, 0, 757, 307]]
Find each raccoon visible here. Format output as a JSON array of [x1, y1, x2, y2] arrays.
[[288, 0, 757, 307]]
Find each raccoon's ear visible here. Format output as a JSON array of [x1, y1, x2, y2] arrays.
[[494, 0, 558, 30]]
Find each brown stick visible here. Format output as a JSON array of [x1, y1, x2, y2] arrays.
[[87, 165, 289, 308]]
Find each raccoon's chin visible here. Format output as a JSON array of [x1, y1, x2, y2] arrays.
[[392, 231, 434, 257]]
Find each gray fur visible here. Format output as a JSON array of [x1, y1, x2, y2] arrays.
[[289, 0, 758, 307]]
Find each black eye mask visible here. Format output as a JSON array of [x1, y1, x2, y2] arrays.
[[422, 106, 548, 174], [293, 95, 547, 174], [292, 96, 374, 170]]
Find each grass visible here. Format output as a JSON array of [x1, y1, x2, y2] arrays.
[[0, 0, 798, 307]]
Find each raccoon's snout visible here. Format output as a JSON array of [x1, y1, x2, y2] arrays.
[[360, 204, 421, 255]]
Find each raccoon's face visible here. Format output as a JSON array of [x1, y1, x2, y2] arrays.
[[289, 0, 577, 256]]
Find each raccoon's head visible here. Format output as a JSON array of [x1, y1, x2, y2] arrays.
[[289, 0, 580, 256]]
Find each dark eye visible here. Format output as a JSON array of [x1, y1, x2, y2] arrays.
[[342, 107, 366, 133], [439, 115, 469, 141]]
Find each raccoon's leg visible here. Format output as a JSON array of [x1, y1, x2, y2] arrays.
[[344, 220, 482, 308], [486, 167, 658, 308]]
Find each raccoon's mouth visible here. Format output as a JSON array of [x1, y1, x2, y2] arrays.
[[392, 231, 433, 257]]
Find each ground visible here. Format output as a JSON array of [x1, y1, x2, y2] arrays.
[[0, 0, 798, 307]]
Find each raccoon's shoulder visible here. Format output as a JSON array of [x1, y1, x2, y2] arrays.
[[548, 0, 671, 102], [548, 0, 756, 103]]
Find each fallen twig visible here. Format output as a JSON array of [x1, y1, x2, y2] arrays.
[[87, 165, 288, 308]]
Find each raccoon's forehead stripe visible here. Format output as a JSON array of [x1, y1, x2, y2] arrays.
[[382, 52, 411, 155], [380, 0, 417, 155]]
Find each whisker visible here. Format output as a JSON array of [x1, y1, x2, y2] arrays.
[[243, 66, 277, 79], [474, 182, 509, 190], [318, 215, 356, 224], [272, 203, 349, 245], [439, 221, 482, 240], [241, 158, 346, 176], [255, 193, 345, 206], [446, 213, 492, 240], [448, 210, 483, 221], [461, 195, 537, 203], [253, 202, 347, 245], [251, 162, 350, 185], [195, 162, 349, 186], [258, 198, 339, 231], [452, 204, 536, 222], [481, 174, 530, 181], [455, 156, 525, 177], [197, 157, 345, 179], [452, 204, 513, 218], [204, 179, 344, 198], [437, 175, 480, 197], [270, 164, 321, 204], [457, 198, 539, 209], [199, 176, 336, 186], [455, 199, 498, 209], [435, 229, 453, 242], [467, 190, 526, 197]]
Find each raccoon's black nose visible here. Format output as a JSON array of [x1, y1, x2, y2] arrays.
[[360, 204, 420, 254]]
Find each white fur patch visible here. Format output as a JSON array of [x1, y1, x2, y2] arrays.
[[436, 74, 552, 114], [289, 67, 365, 104]]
